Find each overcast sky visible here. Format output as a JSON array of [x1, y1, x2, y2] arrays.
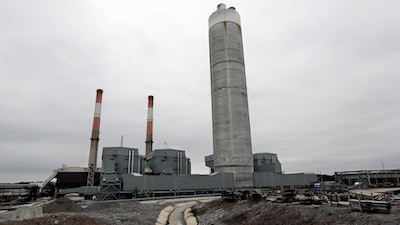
[[1, 1, 399, 183]]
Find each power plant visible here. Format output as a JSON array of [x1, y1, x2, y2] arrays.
[[209, 3, 254, 188], [2, 5, 400, 224], [3, 4, 322, 202], [37, 4, 318, 200]]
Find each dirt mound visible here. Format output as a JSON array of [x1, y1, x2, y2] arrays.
[[220, 202, 321, 225], [194, 199, 400, 225], [0, 214, 110, 225], [42, 198, 83, 213], [84, 200, 147, 211]]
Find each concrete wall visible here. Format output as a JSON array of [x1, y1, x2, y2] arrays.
[[206, 153, 282, 174], [253, 172, 318, 188], [12, 206, 43, 221], [119, 172, 317, 192], [121, 172, 235, 191]]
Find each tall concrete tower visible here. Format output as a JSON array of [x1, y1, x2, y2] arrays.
[[209, 4, 253, 188]]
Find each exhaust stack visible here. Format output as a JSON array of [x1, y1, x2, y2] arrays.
[[209, 5, 254, 188], [145, 95, 154, 158], [87, 89, 103, 186]]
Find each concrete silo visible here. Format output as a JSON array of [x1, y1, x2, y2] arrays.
[[208, 4, 253, 188]]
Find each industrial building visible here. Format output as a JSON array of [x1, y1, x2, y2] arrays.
[[96, 147, 316, 200], [101, 147, 190, 176], [39, 5, 319, 201], [205, 152, 282, 174], [46, 143, 316, 200], [335, 169, 400, 186], [0, 183, 39, 204], [102, 147, 144, 175], [147, 149, 191, 175], [95, 148, 316, 200], [53, 167, 101, 188], [253, 153, 282, 173]]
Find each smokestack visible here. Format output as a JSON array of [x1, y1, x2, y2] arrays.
[[87, 89, 103, 186], [145, 95, 154, 158], [209, 5, 254, 188]]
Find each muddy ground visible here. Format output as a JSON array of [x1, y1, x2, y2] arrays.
[[0, 197, 399, 225]]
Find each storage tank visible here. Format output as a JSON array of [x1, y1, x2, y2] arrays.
[[208, 4, 253, 188]]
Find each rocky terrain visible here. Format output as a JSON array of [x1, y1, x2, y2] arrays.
[[0, 197, 399, 225]]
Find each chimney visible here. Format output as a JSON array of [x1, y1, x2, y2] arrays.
[[145, 95, 154, 158], [87, 89, 103, 186]]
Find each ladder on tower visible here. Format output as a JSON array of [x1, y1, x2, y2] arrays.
[[87, 164, 95, 186]]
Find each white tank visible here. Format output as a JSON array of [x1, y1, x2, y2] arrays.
[[208, 4, 254, 188]]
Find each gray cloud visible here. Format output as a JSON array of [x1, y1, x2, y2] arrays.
[[1, 1, 399, 182]]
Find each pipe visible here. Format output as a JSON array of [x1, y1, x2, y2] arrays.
[[87, 89, 103, 186], [131, 150, 135, 173], [128, 150, 131, 174], [138, 156, 141, 173]]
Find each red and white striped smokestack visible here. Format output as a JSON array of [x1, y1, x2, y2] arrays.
[[87, 89, 103, 186], [145, 95, 154, 158]]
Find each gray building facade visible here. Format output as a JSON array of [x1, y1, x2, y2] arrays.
[[121, 172, 234, 192], [206, 153, 282, 173], [102, 147, 144, 175], [147, 149, 191, 175], [253, 153, 282, 173], [253, 172, 317, 188]]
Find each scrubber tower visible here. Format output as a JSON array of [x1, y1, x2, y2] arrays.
[[208, 4, 253, 188]]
